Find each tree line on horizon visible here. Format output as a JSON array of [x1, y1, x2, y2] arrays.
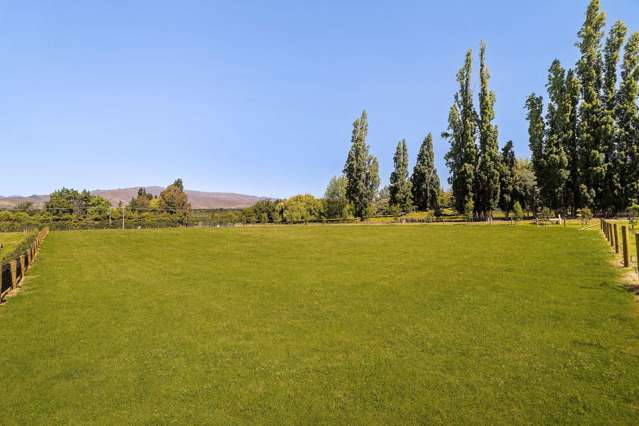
[[1, 0, 637, 230], [0, 180, 194, 230]]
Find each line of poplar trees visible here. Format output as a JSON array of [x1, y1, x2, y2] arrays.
[[526, 0, 639, 216], [342, 43, 522, 220], [342, 111, 441, 218], [341, 0, 638, 220]]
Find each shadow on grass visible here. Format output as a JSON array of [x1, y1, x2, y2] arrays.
[[578, 281, 619, 291], [625, 284, 639, 295]]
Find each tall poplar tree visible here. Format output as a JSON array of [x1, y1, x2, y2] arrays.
[[443, 49, 478, 215], [344, 110, 380, 218], [600, 21, 628, 212], [564, 69, 581, 213], [576, 0, 606, 209], [389, 139, 413, 211], [475, 41, 500, 217], [525, 93, 545, 194], [498, 141, 516, 215], [412, 133, 440, 211], [543, 60, 570, 211], [616, 32, 639, 207]]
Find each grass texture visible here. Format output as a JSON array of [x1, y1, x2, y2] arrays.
[[0, 225, 638, 424]]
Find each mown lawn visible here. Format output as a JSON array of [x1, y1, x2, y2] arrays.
[[1, 225, 638, 424]]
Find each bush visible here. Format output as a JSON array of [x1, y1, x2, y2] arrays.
[[577, 208, 593, 224], [513, 202, 524, 222]]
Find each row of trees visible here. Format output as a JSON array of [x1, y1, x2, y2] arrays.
[[339, 1, 638, 220], [41, 179, 191, 219], [337, 38, 545, 220], [333, 41, 537, 220], [442, 42, 532, 219], [337, 1, 638, 220], [44, 188, 112, 218], [333, 104, 541, 220], [526, 0, 639, 216], [44, 179, 191, 217], [236, 195, 324, 224], [0, 179, 193, 230], [127, 179, 192, 218], [341, 111, 442, 218]]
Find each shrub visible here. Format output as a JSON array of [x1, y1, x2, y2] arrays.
[[577, 208, 593, 224], [513, 202, 524, 222]]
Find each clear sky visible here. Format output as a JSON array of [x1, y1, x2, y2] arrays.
[[2, 0, 639, 198]]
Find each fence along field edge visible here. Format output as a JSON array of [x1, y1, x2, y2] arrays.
[[600, 219, 639, 279], [0, 227, 49, 303]]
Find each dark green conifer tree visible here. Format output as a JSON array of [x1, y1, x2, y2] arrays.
[[411, 133, 440, 211], [389, 139, 413, 211], [344, 110, 380, 218], [525, 93, 545, 197], [498, 141, 516, 215]]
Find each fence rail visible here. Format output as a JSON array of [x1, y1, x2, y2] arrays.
[[600, 219, 638, 278], [0, 227, 49, 303]]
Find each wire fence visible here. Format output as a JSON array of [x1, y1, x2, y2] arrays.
[[0, 227, 49, 303], [600, 219, 639, 279], [0, 207, 543, 232]]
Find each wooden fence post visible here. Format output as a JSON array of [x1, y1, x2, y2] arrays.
[[614, 224, 619, 253], [621, 226, 629, 267], [10, 260, 17, 290], [608, 222, 613, 247]]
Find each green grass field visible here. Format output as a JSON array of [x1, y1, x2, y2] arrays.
[[0, 232, 30, 258], [1, 225, 639, 424]]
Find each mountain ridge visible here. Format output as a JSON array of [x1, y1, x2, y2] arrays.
[[0, 187, 266, 209]]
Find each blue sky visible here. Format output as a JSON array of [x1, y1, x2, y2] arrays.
[[1, 0, 638, 198]]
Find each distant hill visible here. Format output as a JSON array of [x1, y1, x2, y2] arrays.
[[0, 194, 50, 210], [0, 187, 266, 210]]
